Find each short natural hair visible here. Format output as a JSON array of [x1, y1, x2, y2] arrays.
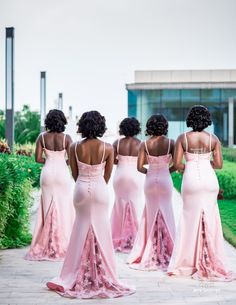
[[77, 110, 107, 138], [45, 109, 67, 133], [186, 105, 212, 132], [119, 117, 141, 137], [146, 114, 168, 136]]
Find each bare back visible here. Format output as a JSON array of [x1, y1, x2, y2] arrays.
[[145, 136, 174, 157], [113, 137, 141, 158], [181, 131, 215, 154]]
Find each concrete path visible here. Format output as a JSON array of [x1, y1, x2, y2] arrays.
[[0, 190, 236, 305]]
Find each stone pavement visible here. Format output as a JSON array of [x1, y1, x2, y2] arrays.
[[0, 190, 236, 305]]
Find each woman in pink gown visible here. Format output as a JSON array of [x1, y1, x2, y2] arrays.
[[128, 114, 176, 271], [168, 105, 234, 281], [25, 110, 75, 261], [111, 117, 144, 253], [47, 111, 135, 299]]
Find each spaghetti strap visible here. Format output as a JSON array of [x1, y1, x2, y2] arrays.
[[209, 133, 212, 152], [144, 141, 150, 155], [74, 143, 79, 164], [41, 133, 46, 149], [117, 139, 120, 155], [167, 139, 171, 155], [184, 133, 188, 152], [63, 134, 66, 150], [101, 142, 106, 163]]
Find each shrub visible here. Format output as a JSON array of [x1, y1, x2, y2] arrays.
[[222, 147, 236, 163], [0, 153, 41, 248]]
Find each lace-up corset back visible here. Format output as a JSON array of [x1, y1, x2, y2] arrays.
[[184, 133, 212, 163], [145, 139, 172, 169], [75, 142, 106, 179]]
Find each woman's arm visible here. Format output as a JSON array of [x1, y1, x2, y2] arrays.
[[69, 143, 79, 181], [65, 134, 73, 165], [174, 135, 185, 172], [104, 144, 114, 183], [169, 139, 176, 173], [211, 135, 223, 169], [137, 142, 147, 174], [113, 140, 118, 165], [35, 134, 45, 164]]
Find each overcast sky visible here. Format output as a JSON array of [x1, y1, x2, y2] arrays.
[[0, 0, 236, 131]]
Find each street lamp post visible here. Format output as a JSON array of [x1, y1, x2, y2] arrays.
[[5, 27, 15, 150], [40, 72, 46, 131], [58, 93, 63, 111]]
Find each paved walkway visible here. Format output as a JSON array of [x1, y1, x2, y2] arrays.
[[0, 190, 236, 305]]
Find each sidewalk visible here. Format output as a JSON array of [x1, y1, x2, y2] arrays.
[[0, 190, 236, 305]]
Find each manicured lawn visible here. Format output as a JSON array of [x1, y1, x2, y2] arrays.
[[218, 199, 236, 248]]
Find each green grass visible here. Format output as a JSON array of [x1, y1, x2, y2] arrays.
[[218, 199, 236, 248]]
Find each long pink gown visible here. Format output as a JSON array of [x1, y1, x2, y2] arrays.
[[128, 139, 176, 271], [47, 142, 135, 299], [25, 134, 75, 261], [168, 133, 234, 281], [111, 139, 144, 253]]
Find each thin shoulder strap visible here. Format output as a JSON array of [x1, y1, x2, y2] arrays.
[[209, 133, 212, 152], [63, 134, 66, 150], [144, 141, 150, 155], [184, 132, 188, 152], [117, 138, 120, 154], [74, 143, 79, 164], [41, 133, 46, 149], [167, 138, 171, 155], [101, 142, 106, 163]]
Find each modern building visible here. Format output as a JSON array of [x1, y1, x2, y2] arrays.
[[126, 70, 236, 146]]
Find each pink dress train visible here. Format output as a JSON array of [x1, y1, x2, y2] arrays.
[[25, 134, 75, 261], [168, 133, 234, 281], [111, 141, 144, 253], [128, 140, 176, 271], [47, 142, 135, 299]]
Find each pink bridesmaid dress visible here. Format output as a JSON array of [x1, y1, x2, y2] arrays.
[[111, 139, 144, 253], [168, 133, 234, 281], [47, 142, 135, 299], [25, 133, 75, 261], [128, 139, 176, 271]]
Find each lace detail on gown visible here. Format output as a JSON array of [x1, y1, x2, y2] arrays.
[[192, 211, 234, 281], [25, 198, 67, 261], [130, 210, 173, 271], [60, 227, 135, 299], [113, 200, 138, 253]]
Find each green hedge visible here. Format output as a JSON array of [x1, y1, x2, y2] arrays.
[[0, 153, 41, 248], [222, 147, 236, 163], [171, 160, 236, 200]]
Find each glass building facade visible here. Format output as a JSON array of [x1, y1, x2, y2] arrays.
[[127, 88, 236, 145]]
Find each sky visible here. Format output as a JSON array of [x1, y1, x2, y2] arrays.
[[0, 0, 236, 132]]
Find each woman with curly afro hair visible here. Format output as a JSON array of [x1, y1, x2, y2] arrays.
[[128, 114, 176, 271], [168, 105, 234, 281], [47, 111, 135, 299], [111, 117, 144, 253], [25, 109, 75, 261]]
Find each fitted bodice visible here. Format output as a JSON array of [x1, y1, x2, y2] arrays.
[[44, 148, 67, 162], [184, 152, 211, 163], [147, 154, 172, 169], [77, 160, 105, 179], [117, 154, 138, 166]]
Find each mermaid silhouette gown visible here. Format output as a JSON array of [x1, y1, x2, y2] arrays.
[[128, 139, 176, 271], [168, 133, 234, 281], [25, 133, 75, 261], [111, 139, 144, 253], [47, 142, 135, 299]]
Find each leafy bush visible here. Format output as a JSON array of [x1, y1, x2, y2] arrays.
[[222, 147, 236, 163]]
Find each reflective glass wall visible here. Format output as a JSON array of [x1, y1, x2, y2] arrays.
[[128, 88, 236, 145]]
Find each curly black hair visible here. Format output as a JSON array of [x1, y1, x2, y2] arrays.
[[45, 109, 67, 132], [146, 114, 168, 136], [186, 105, 212, 132], [77, 110, 107, 138], [119, 117, 141, 137]]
